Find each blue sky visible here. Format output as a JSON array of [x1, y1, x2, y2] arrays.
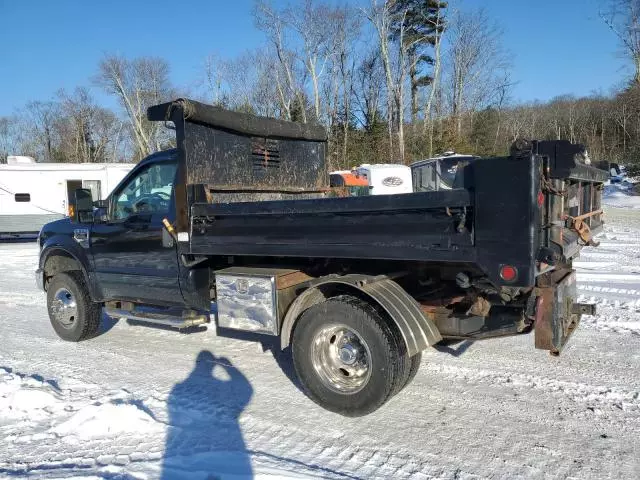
[[0, 0, 630, 116]]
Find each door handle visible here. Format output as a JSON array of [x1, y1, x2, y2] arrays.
[[124, 214, 153, 230], [126, 222, 150, 231]]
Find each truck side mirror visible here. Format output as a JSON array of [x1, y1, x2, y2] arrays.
[[73, 188, 94, 223]]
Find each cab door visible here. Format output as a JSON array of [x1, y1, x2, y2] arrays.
[[89, 157, 181, 305]]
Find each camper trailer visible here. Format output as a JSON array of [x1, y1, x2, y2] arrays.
[[329, 170, 369, 196], [0, 158, 134, 235], [330, 165, 413, 196], [355, 164, 413, 195], [410, 153, 480, 192]]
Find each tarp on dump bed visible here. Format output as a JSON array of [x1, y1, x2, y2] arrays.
[[147, 98, 328, 194], [148, 98, 327, 141]]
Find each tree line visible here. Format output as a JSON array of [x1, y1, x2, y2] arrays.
[[1, 0, 639, 171]]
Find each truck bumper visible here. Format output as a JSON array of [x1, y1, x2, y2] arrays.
[[534, 270, 593, 355], [35, 268, 44, 291]]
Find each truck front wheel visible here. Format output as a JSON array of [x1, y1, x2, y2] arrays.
[[292, 295, 409, 416], [47, 272, 101, 342]]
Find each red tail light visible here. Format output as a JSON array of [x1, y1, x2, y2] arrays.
[[537, 191, 545, 208], [500, 265, 518, 282]]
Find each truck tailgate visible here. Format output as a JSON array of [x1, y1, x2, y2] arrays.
[[535, 141, 608, 263]]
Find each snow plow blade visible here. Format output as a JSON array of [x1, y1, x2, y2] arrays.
[[534, 271, 592, 355]]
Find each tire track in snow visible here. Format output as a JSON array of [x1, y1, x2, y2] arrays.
[[577, 283, 640, 305], [0, 366, 460, 480], [577, 272, 640, 282], [575, 220, 640, 307], [0, 291, 43, 307], [579, 304, 640, 335], [575, 262, 640, 306], [0, 404, 457, 480], [418, 363, 640, 414]]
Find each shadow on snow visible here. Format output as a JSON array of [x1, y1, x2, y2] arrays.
[[161, 350, 253, 479]]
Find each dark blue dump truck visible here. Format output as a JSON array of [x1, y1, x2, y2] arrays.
[[36, 99, 608, 416]]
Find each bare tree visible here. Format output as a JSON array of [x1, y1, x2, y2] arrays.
[[365, 0, 408, 161], [445, 8, 511, 137], [613, 86, 640, 157], [95, 55, 175, 160], [56, 87, 123, 163], [214, 49, 283, 117], [328, 6, 361, 164], [23, 101, 60, 162], [422, 4, 446, 156], [601, 0, 640, 85], [202, 54, 224, 106], [254, 1, 305, 121], [57, 88, 96, 163], [0, 117, 20, 162], [283, 0, 337, 122]]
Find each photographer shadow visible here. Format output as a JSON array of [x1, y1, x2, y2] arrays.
[[161, 350, 253, 479]]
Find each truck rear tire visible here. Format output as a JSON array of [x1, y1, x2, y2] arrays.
[[47, 272, 101, 342], [403, 352, 422, 390], [291, 295, 409, 416]]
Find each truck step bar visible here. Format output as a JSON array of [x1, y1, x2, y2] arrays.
[[104, 302, 209, 329]]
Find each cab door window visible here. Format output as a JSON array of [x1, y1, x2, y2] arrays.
[[112, 162, 177, 220]]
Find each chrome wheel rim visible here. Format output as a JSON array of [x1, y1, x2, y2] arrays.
[[51, 288, 77, 328], [310, 324, 372, 394]]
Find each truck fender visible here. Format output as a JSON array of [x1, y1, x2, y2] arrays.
[[39, 238, 96, 299], [280, 275, 442, 357]]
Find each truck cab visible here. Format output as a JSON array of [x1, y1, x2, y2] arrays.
[[37, 150, 184, 307]]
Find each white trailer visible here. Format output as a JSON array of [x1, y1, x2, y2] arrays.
[[0, 160, 134, 235], [354, 164, 413, 195]]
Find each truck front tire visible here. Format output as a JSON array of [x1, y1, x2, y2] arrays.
[[292, 295, 410, 416], [46, 272, 101, 342]]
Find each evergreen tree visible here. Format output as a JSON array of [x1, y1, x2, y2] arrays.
[[470, 108, 501, 156], [389, 0, 447, 123]]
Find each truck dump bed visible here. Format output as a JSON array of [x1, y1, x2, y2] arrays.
[[190, 188, 474, 260], [147, 99, 608, 289]]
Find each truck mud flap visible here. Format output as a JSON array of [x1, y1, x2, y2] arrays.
[[534, 271, 593, 355]]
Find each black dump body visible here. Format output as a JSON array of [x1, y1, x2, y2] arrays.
[[148, 98, 327, 193], [148, 99, 608, 288], [148, 98, 329, 231]]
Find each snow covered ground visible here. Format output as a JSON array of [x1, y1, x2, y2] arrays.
[[602, 181, 640, 209], [1, 208, 640, 479]]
